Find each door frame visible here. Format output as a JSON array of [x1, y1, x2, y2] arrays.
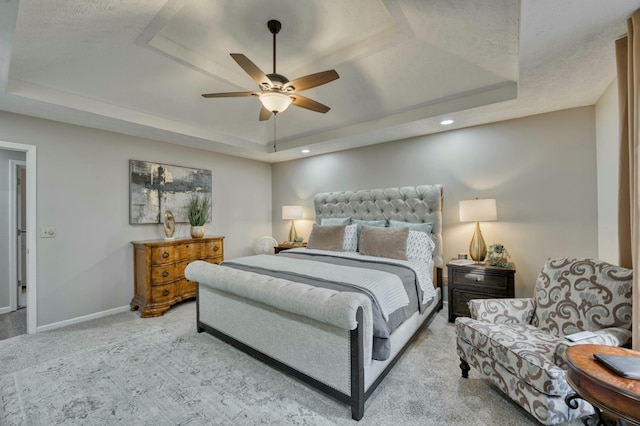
[[8, 159, 25, 312], [2, 141, 36, 334]]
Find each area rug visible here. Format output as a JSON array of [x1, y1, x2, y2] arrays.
[[0, 327, 331, 425]]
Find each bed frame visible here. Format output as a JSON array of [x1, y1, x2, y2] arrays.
[[192, 185, 444, 420]]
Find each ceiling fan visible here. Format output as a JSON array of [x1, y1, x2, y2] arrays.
[[202, 20, 339, 121]]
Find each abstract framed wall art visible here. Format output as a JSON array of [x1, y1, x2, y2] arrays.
[[129, 160, 212, 224]]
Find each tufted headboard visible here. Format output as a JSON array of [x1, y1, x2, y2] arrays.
[[313, 185, 444, 269]]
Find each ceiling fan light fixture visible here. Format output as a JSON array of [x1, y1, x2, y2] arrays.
[[259, 92, 292, 113]]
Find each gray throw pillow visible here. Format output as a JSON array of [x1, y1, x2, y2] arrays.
[[389, 220, 433, 234], [320, 217, 352, 225], [359, 225, 409, 260], [307, 224, 346, 251]]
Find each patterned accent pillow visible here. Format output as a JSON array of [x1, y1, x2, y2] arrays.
[[406, 230, 435, 261], [342, 224, 358, 252]]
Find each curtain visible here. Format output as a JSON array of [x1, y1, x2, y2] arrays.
[[616, 10, 640, 351]]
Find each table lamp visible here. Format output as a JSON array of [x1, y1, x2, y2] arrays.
[[459, 198, 497, 261], [282, 205, 303, 242]]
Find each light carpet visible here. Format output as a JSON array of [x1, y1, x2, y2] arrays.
[[0, 301, 585, 425]]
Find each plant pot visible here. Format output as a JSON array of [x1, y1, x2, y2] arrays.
[[190, 226, 205, 239]]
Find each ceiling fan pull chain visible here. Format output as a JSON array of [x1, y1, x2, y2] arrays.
[[273, 113, 277, 152]]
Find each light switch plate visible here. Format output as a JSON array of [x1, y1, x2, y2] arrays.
[[40, 227, 56, 238]]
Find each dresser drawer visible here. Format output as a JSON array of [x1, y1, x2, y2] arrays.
[[150, 246, 177, 264], [150, 240, 222, 264], [151, 259, 189, 284], [450, 269, 509, 291], [151, 283, 175, 303], [151, 279, 196, 303]]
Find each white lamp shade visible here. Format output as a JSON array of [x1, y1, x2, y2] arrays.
[[459, 199, 497, 222], [282, 205, 303, 220], [259, 92, 293, 113]]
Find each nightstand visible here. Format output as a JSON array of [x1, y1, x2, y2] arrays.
[[447, 261, 515, 322], [274, 242, 307, 254]]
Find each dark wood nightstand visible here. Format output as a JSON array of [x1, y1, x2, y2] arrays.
[[447, 261, 515, 322], [274, 242, 307, 254]]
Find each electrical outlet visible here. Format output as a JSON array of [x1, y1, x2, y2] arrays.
[[40, 227, 56, 238]]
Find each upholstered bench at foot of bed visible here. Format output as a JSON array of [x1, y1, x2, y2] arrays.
[[185, 260, 374, 420]]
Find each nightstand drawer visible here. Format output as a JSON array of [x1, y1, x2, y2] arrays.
[[447, 261, 516, 322], [451, 269, 509, 291], [450, 289, 477, 319]]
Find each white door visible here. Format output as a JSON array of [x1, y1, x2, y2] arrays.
[[17, 165, 27, 309]]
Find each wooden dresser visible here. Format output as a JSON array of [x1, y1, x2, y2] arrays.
[[130, 236, 224, 317]]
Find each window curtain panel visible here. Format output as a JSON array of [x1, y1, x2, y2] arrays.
[[616, 10, 640, 351]]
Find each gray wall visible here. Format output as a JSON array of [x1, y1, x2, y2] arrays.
[[595, 80, 619, 264], [272, 107, 599, 297], [0, 111, 272, 327], [0, 149, 26, 310]]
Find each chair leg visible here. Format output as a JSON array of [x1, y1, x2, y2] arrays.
[[460, 358, 470, 378]]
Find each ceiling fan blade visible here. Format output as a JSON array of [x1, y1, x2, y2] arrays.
[[284, 70, 339, 92], [290, 95, 331, 113], [201, 91, 259, 98], [259, 106, 273, 121], [230, 53, 272, 88]]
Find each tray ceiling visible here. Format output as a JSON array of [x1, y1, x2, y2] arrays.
[[0, 0, 636, 162]]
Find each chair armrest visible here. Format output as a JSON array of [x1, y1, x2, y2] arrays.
[[553, 327, 632, 368], [468, 298, 535, 323]]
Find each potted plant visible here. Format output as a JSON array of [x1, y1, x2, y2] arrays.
[[187, 194, 211, 238]]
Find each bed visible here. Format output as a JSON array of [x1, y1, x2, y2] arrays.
[[184, 185, 444, 420]]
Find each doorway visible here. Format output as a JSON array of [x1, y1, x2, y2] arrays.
[[17, 163, 27, 309], [9, 160, 26, 313], [1, 141, 37, 335]]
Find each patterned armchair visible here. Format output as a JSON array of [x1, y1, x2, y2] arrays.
[[455, 257, 633, 425]]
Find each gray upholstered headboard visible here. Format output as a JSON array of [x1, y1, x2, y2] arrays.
[[313, 185, 444, 268]]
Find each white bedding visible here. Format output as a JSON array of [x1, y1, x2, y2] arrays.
[[225, 254, 410, 320], [285, 248, 437, 304]]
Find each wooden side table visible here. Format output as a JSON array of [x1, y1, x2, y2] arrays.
[[565, 344, 640, 425], [447, 261, 515, 322], [274, 242, 307, 254]]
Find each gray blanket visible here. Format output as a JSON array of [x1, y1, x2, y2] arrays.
[[223, 251, 430, 360]]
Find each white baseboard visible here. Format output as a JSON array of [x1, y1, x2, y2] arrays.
[[37, 305, 132, 333], [0, 306, 11, 315]]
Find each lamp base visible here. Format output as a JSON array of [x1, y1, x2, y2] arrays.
[[288, 221, 298, 242], [469, 221, 487, 261]]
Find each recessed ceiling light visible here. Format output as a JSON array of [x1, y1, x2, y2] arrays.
[[301, 149, 310, 154], [440, 119, 455, 126]]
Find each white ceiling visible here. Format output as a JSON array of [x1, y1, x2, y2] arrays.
[[0, 0, 637, 163]]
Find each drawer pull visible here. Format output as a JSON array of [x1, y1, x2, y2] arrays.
[[162, 252, 170, 259], [162, 271, 169, 278], [213, 245, 219, 251], [162, 289, 170, 296]]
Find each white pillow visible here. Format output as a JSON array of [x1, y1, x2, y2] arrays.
[[343, 224, 358, 251], [406, 230, 434, 261]]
